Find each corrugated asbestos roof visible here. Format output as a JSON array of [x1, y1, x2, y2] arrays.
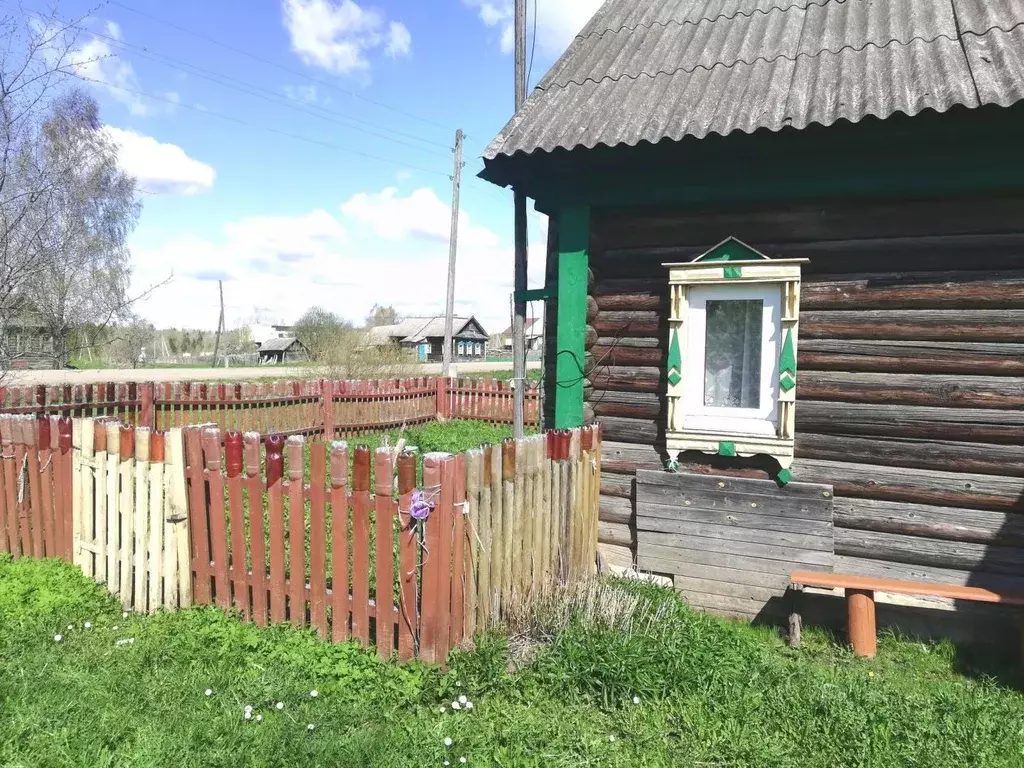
[[483, 0, 1024, 160]]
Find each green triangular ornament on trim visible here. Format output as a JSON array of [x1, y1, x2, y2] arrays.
[[779, 328, 796, 392], [667, 328, 682, 387]]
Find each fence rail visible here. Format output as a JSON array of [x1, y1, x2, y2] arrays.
[[0, 376, 541, 435], [2, 410, 598, 665]]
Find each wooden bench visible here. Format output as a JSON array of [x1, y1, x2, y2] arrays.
[[789, 570, 1024, 658]]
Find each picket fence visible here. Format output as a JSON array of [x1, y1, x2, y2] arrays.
[[2, 411, 599, 664], [0, 377, 541, 435]]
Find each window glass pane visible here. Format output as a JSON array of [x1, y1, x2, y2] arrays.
[[704, 299, 762, 408]]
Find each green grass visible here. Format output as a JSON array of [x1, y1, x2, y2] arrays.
[[3, 556, 1024, 767]]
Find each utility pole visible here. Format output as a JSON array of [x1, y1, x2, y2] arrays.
[[442, 128, 464, 378], [512, 0, 528, 438], [211, 279, 225, 368]]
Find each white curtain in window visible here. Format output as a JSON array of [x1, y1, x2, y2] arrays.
[[703, 299, 763, 408]]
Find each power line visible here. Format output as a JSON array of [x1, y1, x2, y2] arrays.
[[0, 2, 453, 157], [108, 0, 456, 134], [72, 73, 452, 177], [527, 0, 538, 89]]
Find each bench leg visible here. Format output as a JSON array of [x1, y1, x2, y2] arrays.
[[788, 585, 803, 649], [847, 588, 877, 658]]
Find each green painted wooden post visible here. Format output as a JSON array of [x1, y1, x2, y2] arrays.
[[554, 206, 590, 428]]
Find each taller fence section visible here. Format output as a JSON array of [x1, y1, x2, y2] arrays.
[[3, 376, 541, 436], [182, 427, 467, 662], [70, 420, 192, 613], [0, 414, 73, 560]]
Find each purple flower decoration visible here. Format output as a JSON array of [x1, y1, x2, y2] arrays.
[[410, 490, 434, 521]]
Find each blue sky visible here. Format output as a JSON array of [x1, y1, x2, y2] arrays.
[[26, 0, 604, 335]]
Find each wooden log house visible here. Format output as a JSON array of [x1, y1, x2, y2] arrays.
[[481, 0, 1024, 647]]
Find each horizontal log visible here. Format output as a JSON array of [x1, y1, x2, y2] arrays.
[[590, 311, 663, 337], [600, 471, 633, 499], [593, 292, 667, 311], [800, 371, 1024, 409], [593, 201, 1024, 249], [791, 458, 1024, 512], [601, 440, 665, 474], [598, 521, 634, 548], [588, 366, 662, 393], [595, 336, 662, 348], [599, 494, 634, 525], [796, 402, 1024, 445], [801, 309, 1024, 342], [636, 513, 833, 552], [802, 270, 1024, 310], [798, 339, 1024, 376], [588, 345, 663, 367], [589, 390, 664, 419], [664, 559, 793, 592], [599, 416, 660, 443], [598, 542, 636, 572], [795, 433, 1024, 477], [833, 497, 1024, 548], [834, 528, 1024, 578], [833, 555, 1024, 594]]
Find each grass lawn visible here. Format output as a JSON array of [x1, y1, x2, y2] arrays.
[[3, 557, 1024, 767]]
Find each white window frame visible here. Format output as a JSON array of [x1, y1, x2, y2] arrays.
[[663, 239, 806, 472], [683, 283, 781, 437]]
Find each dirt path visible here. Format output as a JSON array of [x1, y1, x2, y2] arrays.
[[4, 361, 538, 387]]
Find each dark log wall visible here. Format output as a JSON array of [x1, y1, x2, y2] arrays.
[[585, 196, 1024, 602]]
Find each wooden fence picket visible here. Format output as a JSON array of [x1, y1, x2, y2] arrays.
[[396, 450, 417, 660], [351, 445, 371, 645], [286, 435, 306, 627], [374, 447, 395, 658]]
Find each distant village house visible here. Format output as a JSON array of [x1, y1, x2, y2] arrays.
[[363, 316, 488, 362]]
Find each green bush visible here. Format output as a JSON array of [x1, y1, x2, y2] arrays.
[[404, 420, 514, 455]]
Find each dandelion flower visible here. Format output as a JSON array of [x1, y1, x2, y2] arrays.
[[256, 715, 263, 722], [444, 762, 450, 767], [112, 626, 118, 631], [868, 671, 875, 678], [465, 701, 474, 710], [307, 724, 315, 732], [460, 758, 467, 764], [244, 705, 253, 713], [455, 680, 462, 687], [244, 712, 252, 721], [309, 689, 318, 698], [632, 695, 640, 705], [444, 737, 453, 747], [439, 707, 446, 714], [84, 622, 92, 629], [609, 735, 616, 743], [54, 634, 63, 642], [458, 695, 467, 705], [67, 624, 73, 630], [276, 702, 284, 710], [451, 701, 461, 710], [122, 612, 128, 619], [205, 689, 214, 697]]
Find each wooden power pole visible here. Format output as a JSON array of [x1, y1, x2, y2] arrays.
[[442, 128, 464, 378], [211, 279, 225, 368], [512, 0, 529, 438]]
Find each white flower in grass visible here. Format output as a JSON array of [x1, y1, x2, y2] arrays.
[[455, 680, 461, 687], [451, 701, 461, 710], [84, 622, 92, 629], [609, 735, 616, 743], [122, 612, 128, 619], [205, 689, 214, 697], [458, 695, 467, 705], [309, 689, 318, 698], [54, 633, 63, 642], [244, 705, 253, 713], [307, 724, 315, 732], [443, 737, 453, 747], [114, 638, 134, 646], [632, 695, 640, 705], [112, 626, 118, 631], [67, 624, 73, 630], [276, 702, 284, 710], [459, 758, 467, 764], [256, 714, 263, 722], [244, 711, 252, 721], [465, 701, 473, 710], [443, 762, 450, 767], [439, 707, 446, 714]]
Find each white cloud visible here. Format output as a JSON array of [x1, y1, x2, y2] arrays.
[[283, 84, 320, 104], [104, 127, 215, 196], [282, 0, 412, 75], [131, 186, 548, 336], [340, 187, 499, 249], [69, 26, 177, 117], [386, 21, 411, 57], [464, 0, 602, 57]]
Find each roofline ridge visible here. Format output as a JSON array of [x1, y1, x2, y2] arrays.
[[540, 32, 963, 93], [580, 0, 852, 40]]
